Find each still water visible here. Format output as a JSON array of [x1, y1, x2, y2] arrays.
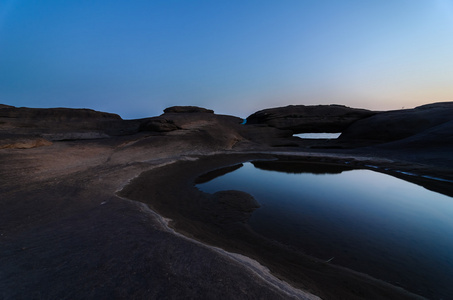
[[293, 132, 341, 139], [197, 161, 453, 299]]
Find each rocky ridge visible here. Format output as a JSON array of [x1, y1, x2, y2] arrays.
[[339, 102, 453, 147], [2, 102, 453, 151], [246, 104, 376, 133]]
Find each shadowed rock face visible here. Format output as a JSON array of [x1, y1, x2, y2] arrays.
[[246, 104, 376, 133], [0, 105, 140, 142], [339, 102, 453, 146], [0, 104, 290, 150], [139, 118, 180, 132], [0, 106, 122, 120], [163, 106, 214, 114], [3, 102, 453, 151], [138, 108, 247, 149], [140, 106, 219, 133]]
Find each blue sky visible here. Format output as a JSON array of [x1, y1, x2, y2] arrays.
[[1, 0, 452, 119]]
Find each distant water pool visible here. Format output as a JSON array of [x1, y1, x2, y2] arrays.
[[196, 161, 453, 299], [294, 132, 341, 139]]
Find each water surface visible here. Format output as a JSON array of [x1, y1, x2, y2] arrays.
[[294, 132, 341, 139], [197, 162, 453, 299]]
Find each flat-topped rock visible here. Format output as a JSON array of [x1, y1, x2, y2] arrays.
[[0, 105, 122, 120], [246, 104, 376, 133], [0, 104, 139, 139], [164, 106, 214, 114]]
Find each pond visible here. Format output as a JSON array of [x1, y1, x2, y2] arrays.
[[196, 161, 453, 299], [293, 132, 341, 139]]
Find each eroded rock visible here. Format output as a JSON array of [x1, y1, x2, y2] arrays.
[[139, 118, 180, 132], [0, 137, 52, 149], [246, 104, 376, 133], [339, 102, 453, 144], [0, 104, 140, 139], [164, 106, 214, 114]]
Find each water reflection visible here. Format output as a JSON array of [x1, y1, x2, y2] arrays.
[[252, 161, 353, 174], [294, 132, 341, 139], [197, 162, 453, 299]]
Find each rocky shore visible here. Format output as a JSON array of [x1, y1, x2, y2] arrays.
[[1, 102, 452, 299]]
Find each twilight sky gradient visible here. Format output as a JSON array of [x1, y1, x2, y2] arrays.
[[1, 0, 452, 119]]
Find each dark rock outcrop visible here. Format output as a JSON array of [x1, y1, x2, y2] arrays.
[[141, 106, 232, 132], [0, 105, 140, 141], [164, 106, 214, 114], [236, 124, 295, 147], [0, 106, 122, 120], [4, 102, 452, 152], [246, 104, 376, 133], [138, 107, 248, 150], [139, 118, 180, 132], [0, 135, 52, 149], [135, 105, 304, 148], [339, 102, 453, 146]]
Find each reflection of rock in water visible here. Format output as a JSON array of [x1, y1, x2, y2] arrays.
[[294, 132, 341, 139], [252, 161, 353, 175], [187, 163, 261, 225], [195, 164, 243, 184], [210, 190, 260, 224]]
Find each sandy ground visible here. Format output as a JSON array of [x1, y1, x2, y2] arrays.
[[1, 128, 451, 299]]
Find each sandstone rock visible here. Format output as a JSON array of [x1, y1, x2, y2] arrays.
[[372, 119, 453, 152], [246, 104, 376, 133], [0, 105, 122, 120], [236, 124, 295, 147], [0, 137, 52, 149], [163, 106, 214, 114], [0, 104, 14, 109], [339, 102, 453, 144], [139, 118, 180, 132], [0, 104, 140, 138], [41, 132, 111, 141]]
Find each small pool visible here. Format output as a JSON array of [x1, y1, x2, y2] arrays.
[[197, 161, 453, 299], [293, 132, 341, 139]]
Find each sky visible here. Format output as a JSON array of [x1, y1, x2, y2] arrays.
[[1, 0, 452, 119]]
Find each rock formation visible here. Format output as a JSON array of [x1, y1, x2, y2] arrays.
[[339, 102, 453, 147], [163, 106, 214, 114], [0, 105, 140, 144], [246, 104, 376, 133]]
